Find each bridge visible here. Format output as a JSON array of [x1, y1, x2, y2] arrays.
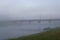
[[12, 19, 60, 22], [1, 19, 60, 24], [9, 19, 60, 23]]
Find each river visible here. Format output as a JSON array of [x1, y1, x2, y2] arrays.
[[0, 21, 60, 40]]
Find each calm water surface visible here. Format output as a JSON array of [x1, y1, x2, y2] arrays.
[[0, 21, 60, 40]]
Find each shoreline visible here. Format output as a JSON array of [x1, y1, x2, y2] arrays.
[[8, 27, 60, 40]]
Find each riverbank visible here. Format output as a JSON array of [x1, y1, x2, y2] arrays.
[[8, 27, 60, 40]]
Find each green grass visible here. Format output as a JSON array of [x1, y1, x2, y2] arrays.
[[8, 27, 60, 40]]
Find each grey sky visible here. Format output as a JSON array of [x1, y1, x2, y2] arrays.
[[0, 0, 60, 20]]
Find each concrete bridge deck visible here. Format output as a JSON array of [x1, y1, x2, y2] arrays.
[[0, 19, 60, 23], [13, 19, 60, 22]]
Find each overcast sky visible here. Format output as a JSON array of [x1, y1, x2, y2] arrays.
[[0, 0, 60, 20]]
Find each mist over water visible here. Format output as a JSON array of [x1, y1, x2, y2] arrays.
[[0, 21, 60, 40], [0, 0, 60, 40]]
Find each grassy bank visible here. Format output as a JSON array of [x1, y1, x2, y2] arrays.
[[8, 27, 60, 40]]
